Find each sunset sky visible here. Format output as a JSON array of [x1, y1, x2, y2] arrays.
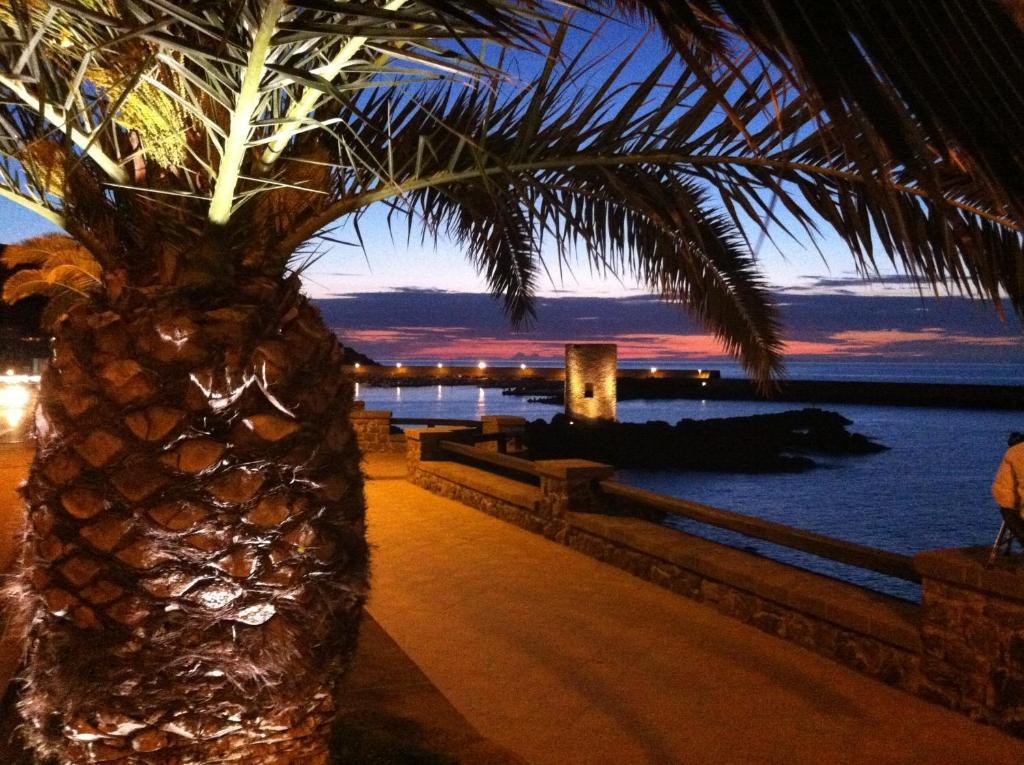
[[1, 15, 1021, 372], [317, 288, 1024, 368], [4, 192, 1023, 368]]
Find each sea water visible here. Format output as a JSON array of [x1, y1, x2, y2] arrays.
[[356, 363, 1024, 600]]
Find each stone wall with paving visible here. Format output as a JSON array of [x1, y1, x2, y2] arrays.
[[403, 421, 1024, 737], [562, 516, 920, 692], [915, 549, 1024, 735], [351, 410, 404, 453]]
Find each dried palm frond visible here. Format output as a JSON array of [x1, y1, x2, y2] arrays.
[[18, 139, 65, 195], [2, 233, 102, 327], [88, 54, 191, 169]]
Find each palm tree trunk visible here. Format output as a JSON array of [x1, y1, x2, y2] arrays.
[[12, 271, 368, 763]]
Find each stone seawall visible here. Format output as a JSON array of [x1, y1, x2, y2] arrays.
[[403, 423, 1024, 736], [561, 517, 920, 692], [405, 425, 922, 695], [351, 409, 403, 453]]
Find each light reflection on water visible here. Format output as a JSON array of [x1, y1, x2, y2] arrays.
[[357, 384, 1017, 600]]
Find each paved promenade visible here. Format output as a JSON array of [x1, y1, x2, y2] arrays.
[[364, 453, 1024, 765], [0, 445, 31, 687], [2, 447, 1023, 763]]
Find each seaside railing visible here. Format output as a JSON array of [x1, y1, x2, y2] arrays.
[[434, 438, 920, 584], [440, 439, 541, 483], [391, 417, 481, 429], [598, 481, 920, 583], [404, 418, 1024, 734]]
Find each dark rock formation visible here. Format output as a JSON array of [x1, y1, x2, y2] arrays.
[[525, 409, 886, 473]]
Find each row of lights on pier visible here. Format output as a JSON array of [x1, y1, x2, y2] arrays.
[[352, 361, 530, 371], [351, 362, 706, 384]]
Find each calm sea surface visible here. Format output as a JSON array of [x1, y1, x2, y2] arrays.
[[357, 362, 1024, 600]]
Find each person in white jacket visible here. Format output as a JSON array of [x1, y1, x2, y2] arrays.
[[992, 432, 1024, 516]]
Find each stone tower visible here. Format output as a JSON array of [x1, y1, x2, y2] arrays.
[[564, 344, 617, 422]]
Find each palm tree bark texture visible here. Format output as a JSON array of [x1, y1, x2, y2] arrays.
[[13, 270, 367, 763], [2, 2, 1024, 763]]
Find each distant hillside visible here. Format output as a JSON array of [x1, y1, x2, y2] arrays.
[[339, 344, 377, 367]]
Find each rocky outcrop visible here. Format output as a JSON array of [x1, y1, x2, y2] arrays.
[[524, 409, 885, 472]]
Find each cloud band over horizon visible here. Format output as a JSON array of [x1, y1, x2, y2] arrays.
[[316, 290, 1024, 366]]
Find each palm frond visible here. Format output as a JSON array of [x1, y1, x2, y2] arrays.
[[613, 0, 1024, 225], [266, 27, 1022, 383], [413, 182, 539, 327], [0, 0, 552, 228], [2, 233, 102, 327], [1, 3, 1023, 384]]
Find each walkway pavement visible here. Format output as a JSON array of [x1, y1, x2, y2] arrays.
[[363, 452, 1024, 765], [3, 447, 1022, 763], [0, 446, 521, 764], [0, 445, 31, 688]]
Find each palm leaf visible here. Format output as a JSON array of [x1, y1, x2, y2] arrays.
[[270, 28, 1022, 382], [612, 0, 1024, 225], [0, 3, 1022, 385], [1, 233, 102, 305]]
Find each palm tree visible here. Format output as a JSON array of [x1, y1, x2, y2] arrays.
[[0, 2, 1021, 762]]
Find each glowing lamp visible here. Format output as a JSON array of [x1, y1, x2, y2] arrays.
[[477, 361, 487, 370], [650, 367, 658, 374], [520, 363, 527, 370], [0, 383, 30, 410], [395, 362, 403, 369], [437, 362, 444, 368], [0, 382, 32, 429], [353, 362, 360, 369]]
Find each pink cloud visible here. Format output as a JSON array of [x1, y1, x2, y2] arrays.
[[334, 325, 1021, 362]]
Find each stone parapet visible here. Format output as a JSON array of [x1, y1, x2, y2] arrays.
[[915, 548, 1024, 734], [563, 512, 921, 689], [410, 465, 552, 537], [480, 416, 527, 453], [405, 426, 479, 464], [405, 429, 613, 539], [535, 459, 615, 519], [351, 409, 400, 453]]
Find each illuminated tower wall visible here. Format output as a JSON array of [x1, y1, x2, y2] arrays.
[[564, 344, 617, 422]]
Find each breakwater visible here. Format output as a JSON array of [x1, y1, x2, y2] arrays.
[[347, 363, 1024, 409], [346, 363, 715, 387], [506, 377, 1024, 410]]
